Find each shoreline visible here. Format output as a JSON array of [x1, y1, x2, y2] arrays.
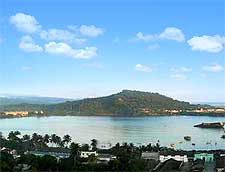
[[1, 112, 225, 119]]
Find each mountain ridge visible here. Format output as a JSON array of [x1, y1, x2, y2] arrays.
[[0, 90, 206, 116]]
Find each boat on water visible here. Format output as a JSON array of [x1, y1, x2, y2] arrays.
[[184, 136, 191, 141], [178, 141, 183, 144], [170, 143, 175, 148], [194, 122, 224, 129]]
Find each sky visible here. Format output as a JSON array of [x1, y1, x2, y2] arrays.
[[0, 0, 225, 102]]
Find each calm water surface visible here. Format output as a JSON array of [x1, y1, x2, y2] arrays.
[[0, 116, 225, 150]]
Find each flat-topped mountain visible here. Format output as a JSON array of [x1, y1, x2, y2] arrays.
[[1, 90, 203, 116]]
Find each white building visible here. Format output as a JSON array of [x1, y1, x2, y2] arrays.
[[159, 155, 188, 162], [97, 154, 116, 162], [80, 151, 98, 158]]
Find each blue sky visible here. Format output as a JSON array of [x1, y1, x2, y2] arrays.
[[0, 0, 224, 102]]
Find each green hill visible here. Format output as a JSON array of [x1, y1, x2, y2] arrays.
[[1, 90, 202, 116]]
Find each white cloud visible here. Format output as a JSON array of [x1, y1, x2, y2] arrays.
[[40, 29, 75, 41], [187, 35, 225, 53], [135, 27, 185, 42], [159, 27, 185, 42], [135, 64, 152, 72], [10, 13, 41, 33], [203, 64, 224, 72], [19, 35, 43, 52], [40, 29, 86, 45], [170, 73, 186, 80], [80, 25, 103, 37], [44, 42, 97, 59], [136, 32, 155, 42]]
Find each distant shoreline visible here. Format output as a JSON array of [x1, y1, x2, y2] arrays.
[[1, 112, 225, 119]]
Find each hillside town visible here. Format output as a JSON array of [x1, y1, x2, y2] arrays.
[[0, 131, 225, 172]]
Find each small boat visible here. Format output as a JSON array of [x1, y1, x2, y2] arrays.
[[179, 141, 183, 144], [184, 136, 191, 141], [170, 143, 175, 148], [194, 122, 224, 129], [192, 143, 196, 146]]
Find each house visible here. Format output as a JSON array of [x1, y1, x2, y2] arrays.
[[194, 153, 214, 162], [153, 158, 183, 172], [1, 147, 20, 159], [80, 151, 98, 158], [97, 154, 116, 162], [215, 155, 225, 172], [141, 152, 159, 161], [159, 154, 188, 162]]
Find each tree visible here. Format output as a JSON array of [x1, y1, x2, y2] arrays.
[[31, 133, 39, 143], [50, 134, 57, 147], [38, 155, 57, 171], [54, 135, 62, 147], [91, 139, 98, 151], [43, 134, 50, 144], [70, 142, 80, 167], [88, 154, 97, 163], [80, 144, 90, 151], [22, 134, 30, 142], [7, 131, 21, 142], [63, 134, 72, 147], [70, 142, 80, 157]]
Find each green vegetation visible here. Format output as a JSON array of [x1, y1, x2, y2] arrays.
[[0, 90, 206, 116]]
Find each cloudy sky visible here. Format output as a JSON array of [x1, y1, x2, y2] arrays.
[[0, 0, 224, 102]]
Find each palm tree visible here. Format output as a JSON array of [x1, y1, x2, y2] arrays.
[[31, 133, 39, 143], [91, 139, 98, 151], [55, 135, 62, 147], [22, 134, 31, 142], [43, 134, 50, 144], [8, 131, 21, 142], [70, 142, 80, 167], [50, 134, 57, 147], [80, 144, 90, 151], [50, 134, 61, 147], [70, 142, 80, 157], [63, 134, 71, 147]]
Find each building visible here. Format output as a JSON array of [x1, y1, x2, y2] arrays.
[[159, 155, 188, 163], [97, 154, 116, 162], [153, 158, 183, 172], [141, 152, 159, 161], [194, 153, 214, 162], [215, 155, 225, 172], [80, 151, 98, 158], [4, 111, 29, 117]]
